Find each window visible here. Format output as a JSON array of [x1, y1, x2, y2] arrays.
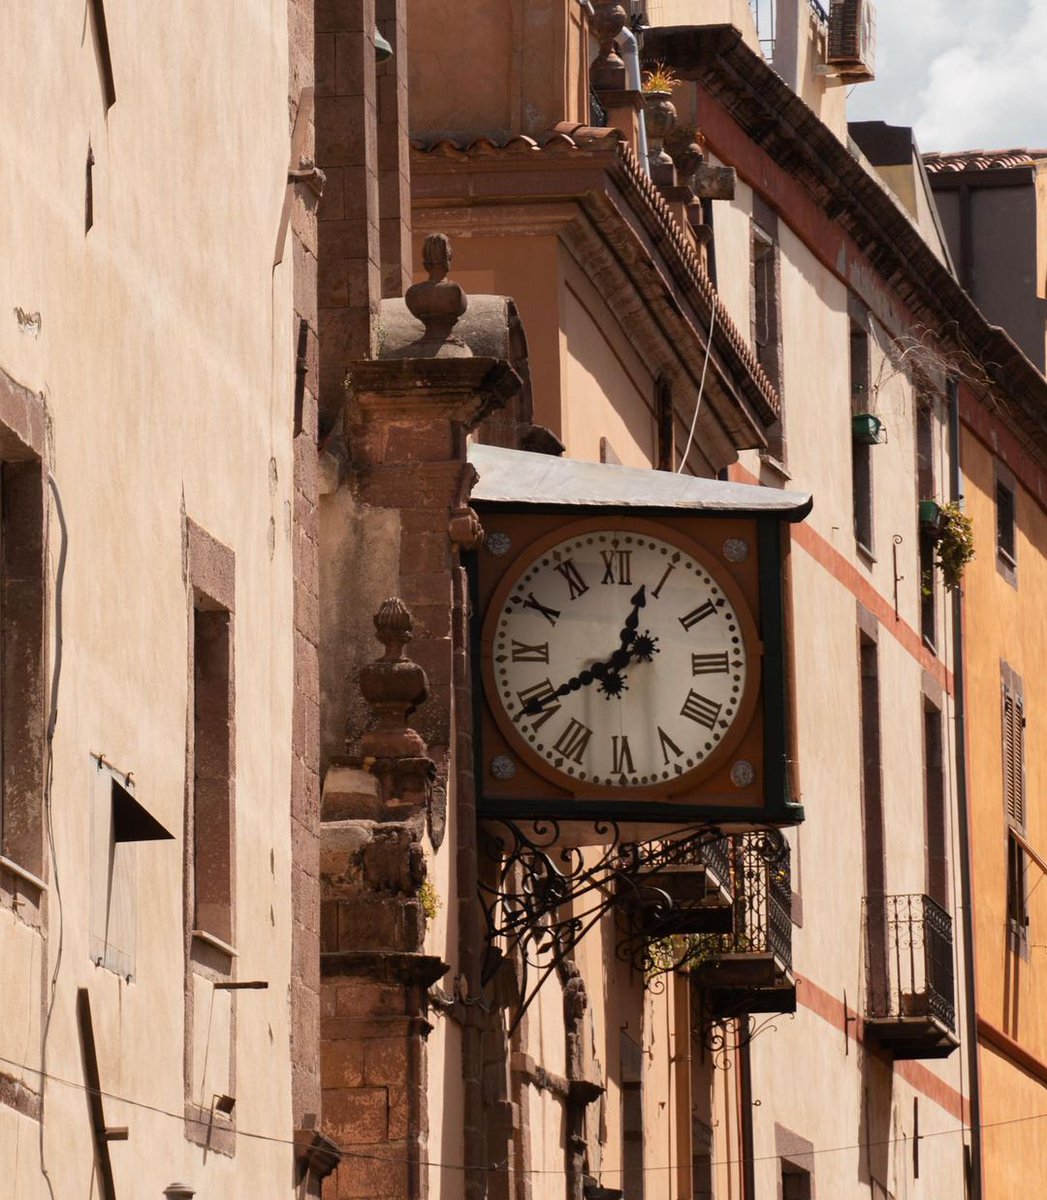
[[924, 702, 947, 907], [193, 604, 234, 943], [916, 399, 937, 648], [781, 1163, 812, 1200], [1002, 666, 1027, 945], [751, 200, 784, 461], [996, 473, 1017, 583], [183, 519, 237, 1153], [655, 376, 674, 471], [850, 321, 873, 554], [621, 1030, 644, 1200], [0, 452, 46, 886]]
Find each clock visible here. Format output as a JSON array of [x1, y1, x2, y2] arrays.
[[479, 517, 761, 797]]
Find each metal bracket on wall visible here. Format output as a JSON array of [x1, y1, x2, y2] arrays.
[[478, 818, 728, 1031]]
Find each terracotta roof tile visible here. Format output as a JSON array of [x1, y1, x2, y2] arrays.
[[923, 148, 1047, 173]]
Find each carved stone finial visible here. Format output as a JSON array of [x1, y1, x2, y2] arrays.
[[590, 2, 628, 91], [400, 233, 472, 358], [359, 598, 429, 763], [373, 596, 414, 661]]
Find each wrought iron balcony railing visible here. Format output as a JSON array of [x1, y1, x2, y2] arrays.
[[863, 893, 958, 1059]]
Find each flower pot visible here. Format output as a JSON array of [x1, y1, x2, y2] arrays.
[[919, 499, 944, 535], [643, 90, 677, 178], [852, 413, 885, 445]]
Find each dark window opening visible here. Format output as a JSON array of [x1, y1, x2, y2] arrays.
[[751, 210, 784, 461], [919, 531, 936, 650], [850, 322, 873, 555], [997, 479, 1016, 566], [193, 605, 234, 944], [655, 377, 674, 472], [0, 460, 46, 876], [924, 702, 947, 907], [781, 1162, 812, 1200], [1007, 831, 1028, 933]]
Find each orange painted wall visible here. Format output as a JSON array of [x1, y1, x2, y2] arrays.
[[961, 416, 1047, 1194]]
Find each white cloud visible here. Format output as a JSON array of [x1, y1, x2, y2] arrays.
[[846, 0, 1047, 152]]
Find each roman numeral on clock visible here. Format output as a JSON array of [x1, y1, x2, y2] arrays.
[[679, 600, 717, 631], [680, 689, 722, 730], [651, 552, 681, 599], [515, 679, 561, 730], [600, 549, 632, 585], [517, 591, 561, 626], [511, 640, 550, 663], [691, 651, 729, 675], [657, 725, 683, 765], [555, 558, 589, 601], [553, 718, 593, 765], [611, 734, 635, 775]]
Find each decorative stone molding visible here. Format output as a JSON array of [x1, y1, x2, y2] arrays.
[[589, 2, 627, 91]]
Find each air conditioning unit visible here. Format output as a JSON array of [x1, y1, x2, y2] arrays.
[[827, 0, 876, 82]]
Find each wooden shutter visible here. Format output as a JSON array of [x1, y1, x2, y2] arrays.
[[1003, 684, 1026, 831]]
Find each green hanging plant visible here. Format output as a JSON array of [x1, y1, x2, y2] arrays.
[[935, 501, 975, 591]]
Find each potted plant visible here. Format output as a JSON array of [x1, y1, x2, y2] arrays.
[[641, 64, 680, 177], [934, 501, 975, 590]]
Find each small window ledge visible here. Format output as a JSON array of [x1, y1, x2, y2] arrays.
[[192, 929, 238, 959], [856, 541, 876, 567], [0, 855, 47, 894]]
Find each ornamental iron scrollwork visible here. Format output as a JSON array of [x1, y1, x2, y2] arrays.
[[477, 818, 726, 1028]]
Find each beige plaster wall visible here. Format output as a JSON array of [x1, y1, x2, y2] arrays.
[[0, 2, 299, 1194]]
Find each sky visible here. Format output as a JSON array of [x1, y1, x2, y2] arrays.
[[844, 0, 1047, 154]]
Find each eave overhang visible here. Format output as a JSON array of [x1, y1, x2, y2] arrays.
[[644, 24, 1047, 470]]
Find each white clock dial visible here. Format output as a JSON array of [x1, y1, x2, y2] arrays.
[[488, 527, 751, 790]]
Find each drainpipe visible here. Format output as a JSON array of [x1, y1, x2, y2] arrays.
[[616, 25, 651, 172], [948, 376, 982, 1199]]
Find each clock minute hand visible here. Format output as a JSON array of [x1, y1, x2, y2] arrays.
[[618, 585, 647, 648]]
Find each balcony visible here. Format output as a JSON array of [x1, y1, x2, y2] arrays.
[[689, 832, 796, 1017], [863, 893, 958, 1060]]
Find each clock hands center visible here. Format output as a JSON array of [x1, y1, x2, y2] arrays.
[[519, 585, 659, 716]]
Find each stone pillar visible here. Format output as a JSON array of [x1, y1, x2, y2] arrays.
[[376, 0, 412, 298], [320, 600, 448, 1200], [321, 272, 522, 1198], [316, 0, 382, 432]]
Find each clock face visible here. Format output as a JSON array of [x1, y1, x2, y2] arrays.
[[483, 523, 758, 793]]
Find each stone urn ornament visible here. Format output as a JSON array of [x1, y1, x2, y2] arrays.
[[589, 1, 628, 90], [642, 64, 679, 185]]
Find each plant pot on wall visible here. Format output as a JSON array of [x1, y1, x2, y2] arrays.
[[919, 499, 944, 537], [852, 413, 886, 445]]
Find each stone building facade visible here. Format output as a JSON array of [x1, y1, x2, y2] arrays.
[[4, 3, 1045, 1199]]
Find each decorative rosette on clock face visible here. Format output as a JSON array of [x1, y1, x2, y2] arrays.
[[487, 526, 753, 791]]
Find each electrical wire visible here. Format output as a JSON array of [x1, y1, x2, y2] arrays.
[[677, 298, 717, 473], [1, 1044, 1041, 1177], [39, 472, 69, 1200]]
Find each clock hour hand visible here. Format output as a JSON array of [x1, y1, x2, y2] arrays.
[[519, 587, 654, 716]]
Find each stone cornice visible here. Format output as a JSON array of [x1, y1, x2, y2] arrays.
[[644, 23, 1047, 469], [411, 130, 781, 455]]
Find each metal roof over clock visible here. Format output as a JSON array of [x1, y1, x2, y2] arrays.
[[467, 443, 813, 518]]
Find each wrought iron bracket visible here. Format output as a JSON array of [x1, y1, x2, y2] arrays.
[[478, 818, 728, 1028]]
